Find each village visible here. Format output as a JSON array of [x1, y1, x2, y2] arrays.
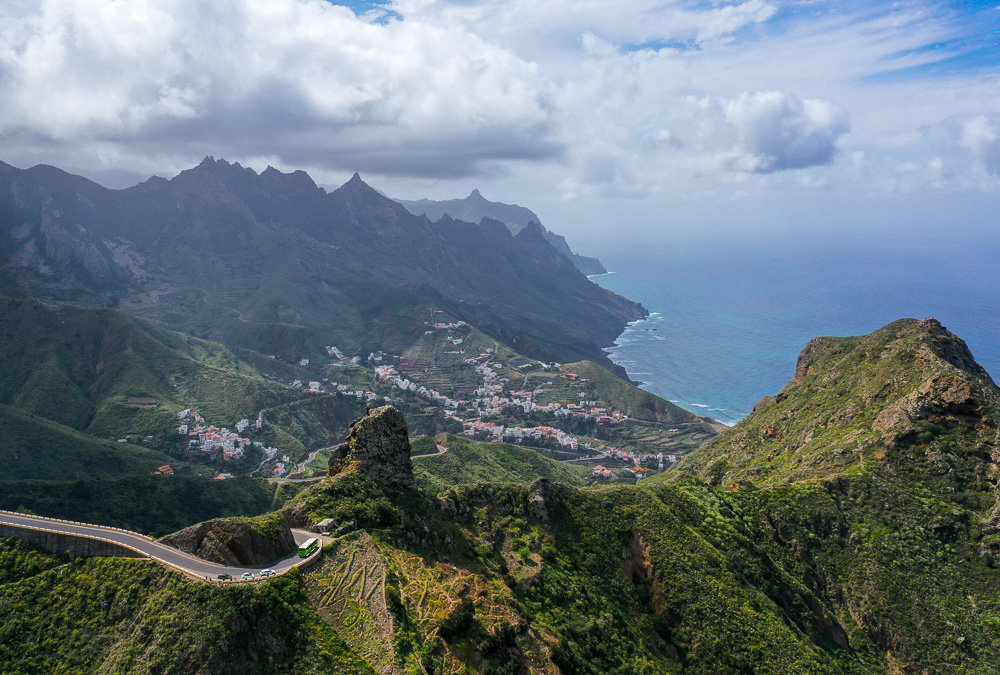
[[361, 323, 681, 479], [176, 408, 284, 477]]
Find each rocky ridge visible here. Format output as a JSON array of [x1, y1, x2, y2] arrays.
[[328, 405, 415, 487]]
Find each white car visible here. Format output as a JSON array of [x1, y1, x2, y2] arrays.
[[259, 568, 275, 577]]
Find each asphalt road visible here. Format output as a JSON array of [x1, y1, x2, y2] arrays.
[[0, 511, 318, 580], [411, 443, 448, 460]]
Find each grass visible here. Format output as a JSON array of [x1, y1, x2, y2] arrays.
[[411, 434, 588, 494], [0, 540, 374, 674]]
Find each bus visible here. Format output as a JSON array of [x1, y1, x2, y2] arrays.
[[298, 537, 319, 558]]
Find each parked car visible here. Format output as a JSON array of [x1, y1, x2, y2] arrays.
[[217, 573, 232, 580], [241, 572, 255, 580], [260, 569, 275, 577]]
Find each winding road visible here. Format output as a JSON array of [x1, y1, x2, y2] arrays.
[[0, 510, 321, 582], [411, 443, 448, 460]]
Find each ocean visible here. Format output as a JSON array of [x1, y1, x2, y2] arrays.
[[592, 236, 1000, 426]]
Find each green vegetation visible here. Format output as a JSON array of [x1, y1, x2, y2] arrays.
[[0, 537, 65, 585], [678, 318, 1000, 487], [0, 475, 281, 536], [412, 434, 588, 493], [0, 297, 296, 439], [0, 404, 180, 481], [0, 542, 374, 674], [3, 308, 999, 673]]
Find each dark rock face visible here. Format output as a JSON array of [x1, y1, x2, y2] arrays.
[[159, 517, 296, 567], [329, 406, 415, 487]]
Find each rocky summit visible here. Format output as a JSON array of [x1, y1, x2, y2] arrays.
[[328, 405, 415, 487]]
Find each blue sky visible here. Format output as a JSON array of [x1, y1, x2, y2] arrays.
[[0, 0, 997, 248]]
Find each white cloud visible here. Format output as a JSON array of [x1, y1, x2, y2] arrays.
[[0, 0, 996, 214], [0, 0, 557, 178], [721, 91, 850, 173], [959, 115, 1000, 175]]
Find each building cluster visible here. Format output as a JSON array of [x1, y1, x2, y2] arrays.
[[462, 420, 581, 450], [177, 408, 274, 462], [374, 365, 460, 409], [467, 359, 626, 424]]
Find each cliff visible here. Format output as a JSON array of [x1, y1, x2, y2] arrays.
[[678, 317, 1000, 487], [395, 189, 607, 276], [159, 512, 296, 566]]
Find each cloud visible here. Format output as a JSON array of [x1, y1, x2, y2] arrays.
[[0, 0, 995, 206], [721, 91, 850, 173], [959, 115, 1000, 175], [0, 0, 558, 179]]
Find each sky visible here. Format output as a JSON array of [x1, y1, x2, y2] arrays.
[[0, 0, 998, 252]]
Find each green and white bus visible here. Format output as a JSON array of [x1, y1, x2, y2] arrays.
[[298, 537, 319, 558]]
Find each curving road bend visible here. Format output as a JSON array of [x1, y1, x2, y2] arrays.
[[411, 443, 448, 460], [0, 510, 319, 581]]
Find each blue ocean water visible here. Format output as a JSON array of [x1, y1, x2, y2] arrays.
[[593, 238, 1000, 425]]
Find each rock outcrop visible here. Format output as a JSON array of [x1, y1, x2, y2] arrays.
[[328, 405, 415, 487], [159, 514, 296, 566]]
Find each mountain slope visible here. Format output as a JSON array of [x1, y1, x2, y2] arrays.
[[0, 541, 373, 674], [677, 318, 1000, 487], [0, 158, 637, 365], [396, 188, 607, 275], [0, 404, 176, 481], [410, 434, 589, 493], [662, 318, 1000, 671], [0, 296, 298, 439]]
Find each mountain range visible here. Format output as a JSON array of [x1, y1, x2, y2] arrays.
[[394, 189, 607, 275], [0, 157, 637, 367]]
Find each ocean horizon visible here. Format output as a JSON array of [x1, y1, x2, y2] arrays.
[[592, 237, 1000, 426]]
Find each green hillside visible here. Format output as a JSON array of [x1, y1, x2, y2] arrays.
[[0, 475, 283, 537], [4, 318, 999, 672], [0, 296, 297, 439], [411, 434, 588, 493], [0, 404, 180, 481], [677, 318, 1000, 487], [0, 539, 373, 674]]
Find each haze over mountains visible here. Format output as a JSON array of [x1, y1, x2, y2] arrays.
[[0, 157, 638, 367], [394, 189, 607, 276]]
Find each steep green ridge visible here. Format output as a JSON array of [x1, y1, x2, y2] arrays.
[[0, 404, 178, 481], [678, 318, 999, 487], [0, 540, 373, 674], [662, 318, 1000, 671], [0, 296, 294, 439], [410, 434, 588, 493]]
